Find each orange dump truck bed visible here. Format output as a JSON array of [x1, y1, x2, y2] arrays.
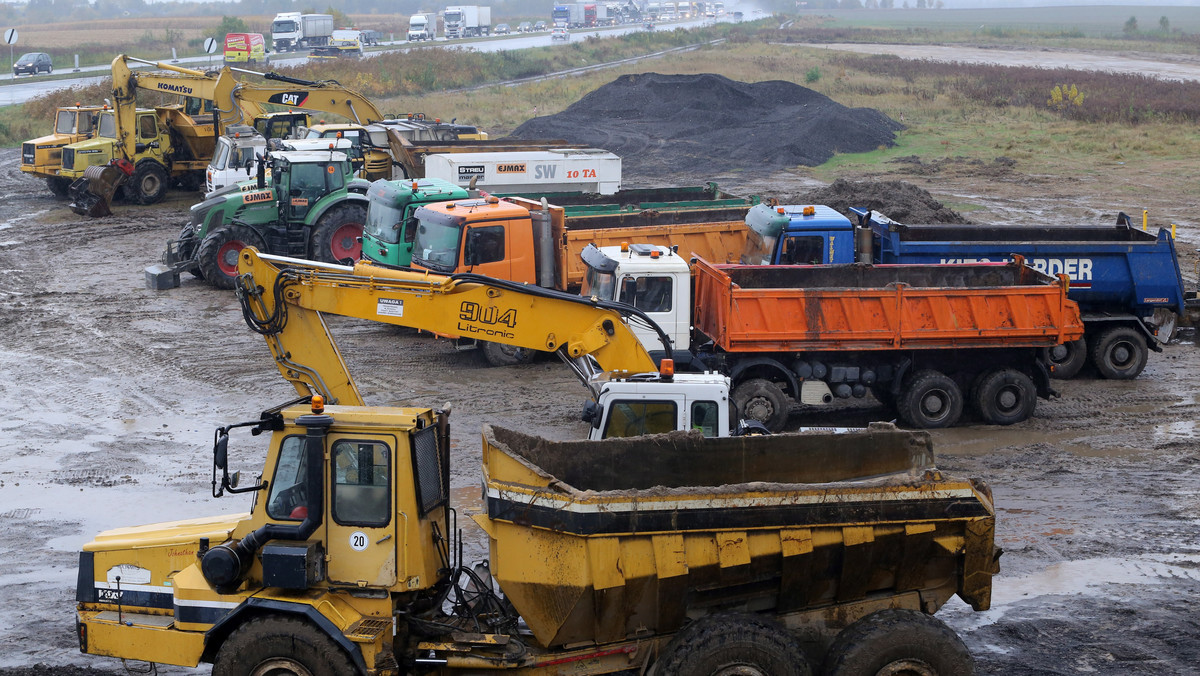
[[692, 257, 1085, 352], [543, 202, 749, 289]]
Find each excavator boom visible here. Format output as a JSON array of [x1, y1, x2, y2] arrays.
[[235, 249, 663, 406]]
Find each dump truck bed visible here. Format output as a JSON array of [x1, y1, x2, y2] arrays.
[[547, 204, 751, 289], [477, 424, 998, 650], [498, 183, 754, 214], [691, 256, 1085, 352], [869, 220, 1188, 316]]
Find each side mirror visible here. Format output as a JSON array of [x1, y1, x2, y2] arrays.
[[581, 400, 602, 429], [214, 433, 229, 470]]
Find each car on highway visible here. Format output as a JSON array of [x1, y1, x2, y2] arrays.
[[644, 21, 655, 30], [13, 52, 52, 76], [517, 21, 532, 33], [495, 23, 511, 35], [534, 20, 548, 31], [551, 26, 570, 41]]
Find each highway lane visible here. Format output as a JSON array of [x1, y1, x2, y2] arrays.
[[0, 18, 720, 106]]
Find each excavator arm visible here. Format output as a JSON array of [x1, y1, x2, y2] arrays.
[[235, 248, 667, 406], [227, 70, 388, 124]]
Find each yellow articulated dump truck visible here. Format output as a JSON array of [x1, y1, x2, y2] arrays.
[[76, 398, 999, 675]]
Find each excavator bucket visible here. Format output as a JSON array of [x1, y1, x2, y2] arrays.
[[68, 159, 134, 217]]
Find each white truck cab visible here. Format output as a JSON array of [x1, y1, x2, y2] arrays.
[[206, 125, 268, 193], [584, 369, 735, 439], [581, 242, 693, 355]]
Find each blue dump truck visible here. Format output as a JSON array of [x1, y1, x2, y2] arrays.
[[741, 204, 1190, 380]]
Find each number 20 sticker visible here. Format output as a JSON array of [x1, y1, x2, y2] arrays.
[[349, 531, 368, 551]]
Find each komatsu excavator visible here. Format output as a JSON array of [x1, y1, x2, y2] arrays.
[[236, 248, 745, 438]]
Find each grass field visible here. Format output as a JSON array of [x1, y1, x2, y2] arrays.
[[818, 5, 1200, 33]]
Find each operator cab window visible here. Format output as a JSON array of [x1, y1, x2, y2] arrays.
[[466, 226, 505, 265], [266, 436, 307, 521], [691, 400, 719, 437], [603, 400, 677, 438], [76, 111, 93, 134], [619, 275, 672, 313], [332, 441, 391, 527], [56, 111, 73, 135], [781, 236, 824, 265], [138, 115, 157, 140]]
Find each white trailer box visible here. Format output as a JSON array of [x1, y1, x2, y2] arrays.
[[425, 148, 621, 194]]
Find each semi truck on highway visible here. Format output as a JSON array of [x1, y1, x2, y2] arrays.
[[443, 5, 491, 38], [270, 12, 334, 51], [579, 242, 1086, 430], [741, 203, 1189, 380]]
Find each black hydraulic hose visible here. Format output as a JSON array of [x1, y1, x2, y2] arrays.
[[450, 272, 675, 362], [263, 71, 341, 87]]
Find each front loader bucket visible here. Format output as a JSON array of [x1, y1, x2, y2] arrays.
[[68, 163, 132, 217]]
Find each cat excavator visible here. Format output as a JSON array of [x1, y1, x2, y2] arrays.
[[236, 248, 745, 438]]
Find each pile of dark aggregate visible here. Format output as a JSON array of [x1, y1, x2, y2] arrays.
[[790, 178, 971, 224], [508, 73, 904, 177]]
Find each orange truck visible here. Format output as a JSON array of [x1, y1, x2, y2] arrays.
[[223, 33, 269, 65], [579, 243, 1086, 430], [406, 192, 755, 290]]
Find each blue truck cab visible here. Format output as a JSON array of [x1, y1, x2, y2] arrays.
[[741, 202, 1189, 380]]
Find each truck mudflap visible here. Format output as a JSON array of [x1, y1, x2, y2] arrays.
[[477, 423, 999, 649], [68, 159, 134, 217]]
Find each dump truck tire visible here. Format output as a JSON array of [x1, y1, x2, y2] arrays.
[[732, 378, 790, 433], [823, 608, 974, 676], [1043, 338, 1087, 380], [973, 368, 1036, 425], [897, 370, 963, 429], [656, 613, 811, 676], [46, 176, 71, 198], [481, 341, 537, 366], [131, 162, 169, 205], [311, 204, 366, 264], [1089, 326, 1147, 380], [212, 615, 355, 676], [198, 225, 265, 290]]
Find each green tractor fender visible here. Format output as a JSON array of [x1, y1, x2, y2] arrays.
[[305, 191, 369, 227]]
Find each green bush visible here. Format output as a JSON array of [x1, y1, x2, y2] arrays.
[[805, 66, 821, 83]]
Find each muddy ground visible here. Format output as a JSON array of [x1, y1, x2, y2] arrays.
[[2, 69, 1200, 676]]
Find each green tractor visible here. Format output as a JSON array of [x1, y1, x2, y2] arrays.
[[150, 149, 370, 289]]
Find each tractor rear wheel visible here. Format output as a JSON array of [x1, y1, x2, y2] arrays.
[[213, 615, 355, 676], [197, 225, 265, 290], [131, 162, 170, 205], [311, 204, 366, 265]]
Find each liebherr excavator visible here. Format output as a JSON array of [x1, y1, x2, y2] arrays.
[[236, 248, 744, 438]]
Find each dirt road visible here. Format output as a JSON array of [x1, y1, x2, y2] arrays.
[[1, 105, 1198, 676]]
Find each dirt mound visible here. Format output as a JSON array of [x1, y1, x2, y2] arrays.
[[508, 73, 904, 177], [788, 178, 971, 224]]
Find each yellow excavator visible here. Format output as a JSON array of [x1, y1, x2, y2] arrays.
[[235, 248, 741, 438]]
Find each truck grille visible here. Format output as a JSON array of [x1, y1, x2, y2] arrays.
[[61, 148, 75, 171], [21, 143, 34, 165]]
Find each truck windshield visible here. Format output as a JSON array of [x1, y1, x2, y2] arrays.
[[212, 139, 231, 170], [741, 214, 782, 265], [272, 20, 297, 32], [411, 207, 465, 271], [444, 10, 462, 20], [97, 113, 116, 139], [365, 200, 407, 244], [582, 265, 617, 301]]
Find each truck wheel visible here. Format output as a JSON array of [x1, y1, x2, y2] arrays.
[[732, 379, 790, 433], [896, 370, 962, 429], [656, 614, 811, 676], [1089, 326, 1148, 380], [312, 204, 366, 264], [213, 615, 355, 676], [46, 176, 72, 198], [131, 162, 170, 205], [197, 225, 265, 290], [823, 609, 974, 676], [1043, 338, 1087, 379], [481, 341, 537, 366], [973, 368, 1036, 425]]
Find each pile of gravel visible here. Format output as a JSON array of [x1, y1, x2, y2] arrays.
[[791, 178, 971, 224], [508, 73, 904, 177]]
